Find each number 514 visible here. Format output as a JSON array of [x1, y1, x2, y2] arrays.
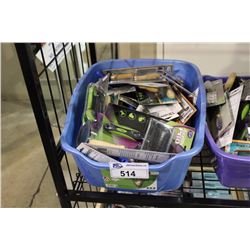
[[120, 170, 136, 177]]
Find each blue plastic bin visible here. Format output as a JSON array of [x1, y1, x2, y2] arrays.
[[204, 75, 250, 188], [61, 59, 206, 192]]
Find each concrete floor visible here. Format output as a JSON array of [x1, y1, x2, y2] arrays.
[[1, 100, 61, 207], [1, 99, 97, 208], [1, 43, 113, 208]]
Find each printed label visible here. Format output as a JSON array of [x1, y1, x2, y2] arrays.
[[109, 162, 149, 179]]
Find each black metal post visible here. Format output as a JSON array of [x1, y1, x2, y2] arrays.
[[88, 43, 97, 64], [114, 43, 118, 59], [15, 43, 71, 208], [111, 43, 118, 60]]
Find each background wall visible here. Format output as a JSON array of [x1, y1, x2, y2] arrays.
[[2, 43, 249, 102], [157, 43, 250, 75], [118, 43, 156, 58], [1, 43, 157, 102], [1, 43, 27, 101]]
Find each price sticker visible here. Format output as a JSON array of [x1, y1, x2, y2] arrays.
[[109, 162, 149, 179]]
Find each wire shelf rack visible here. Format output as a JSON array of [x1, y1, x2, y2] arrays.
[[15, 43, 250, 208]]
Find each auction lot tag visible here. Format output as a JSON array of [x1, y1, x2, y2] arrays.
[[109, 162, 149, 179]]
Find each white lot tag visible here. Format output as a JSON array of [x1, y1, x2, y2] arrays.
[[109, 162, 149, 179]]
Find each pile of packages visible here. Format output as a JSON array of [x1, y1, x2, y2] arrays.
[[76, 65, 199, 164], [206, 73, 250, 156]]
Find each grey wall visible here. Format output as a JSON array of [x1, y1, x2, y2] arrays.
[[157, 43, 250, 75], [1, 43, 67, 103], [1, 43, 28, 101], [1, 43, 157, 102], [118, 43, 156, 59]]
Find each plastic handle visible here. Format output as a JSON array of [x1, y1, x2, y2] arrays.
[[104, 123, 143, 141]]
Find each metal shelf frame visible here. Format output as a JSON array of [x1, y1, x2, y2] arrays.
[[15, 43, 250, 208]]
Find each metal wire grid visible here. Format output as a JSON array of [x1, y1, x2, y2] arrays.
[[75, 143, 250, 208], [15, 43, 250, 208], [34, 43, 112, 208]]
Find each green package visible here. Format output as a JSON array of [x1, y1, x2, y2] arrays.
[[167, 121, 195, 153]]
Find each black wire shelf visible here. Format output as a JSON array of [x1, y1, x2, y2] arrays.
[[15, 43, 250, 208]]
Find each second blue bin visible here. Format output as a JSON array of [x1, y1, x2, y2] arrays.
[[204, 75, 250, 188], [61, 59, 206, 192]]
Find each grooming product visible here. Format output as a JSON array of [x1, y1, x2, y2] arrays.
[[167, 121, 196, 153], [103, 65, 173, 83], [119, 95, 139, 108], [173, 86, 197, 124], [136, 86, 177, 106], [110, 104, 150, 135], [205, 79, 225, 107], [137, 86, 160, 93], [93, 74, 110, 114], [88, 144, 176, 163], [165, 74, 193, 96], [224, 72, 237, 91], [188, 88, 199, 105], [76, 120, 92, 145], [233, 102, 250, 140], [241, 79, 250, 101], [224, 140, 250, 156], [207, 93, 234, 140], [247, 126, 250, 141], [88, 139, 125, 149], [109, 81, 169, 88], [107, 85, 136, 96], [84, 84, 96, 121], [141, 118, 174, 152], [104, 123, 143, 141], [77, 143, 118, 163], [146, 103, 182, 121], [217, 85, 244, 148]]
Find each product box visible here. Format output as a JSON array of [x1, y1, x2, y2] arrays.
[[167, 121, 195, 153], [224, 140, 250, 156]]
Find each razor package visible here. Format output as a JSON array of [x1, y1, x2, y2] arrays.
[[103, 65, 173, 83]]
